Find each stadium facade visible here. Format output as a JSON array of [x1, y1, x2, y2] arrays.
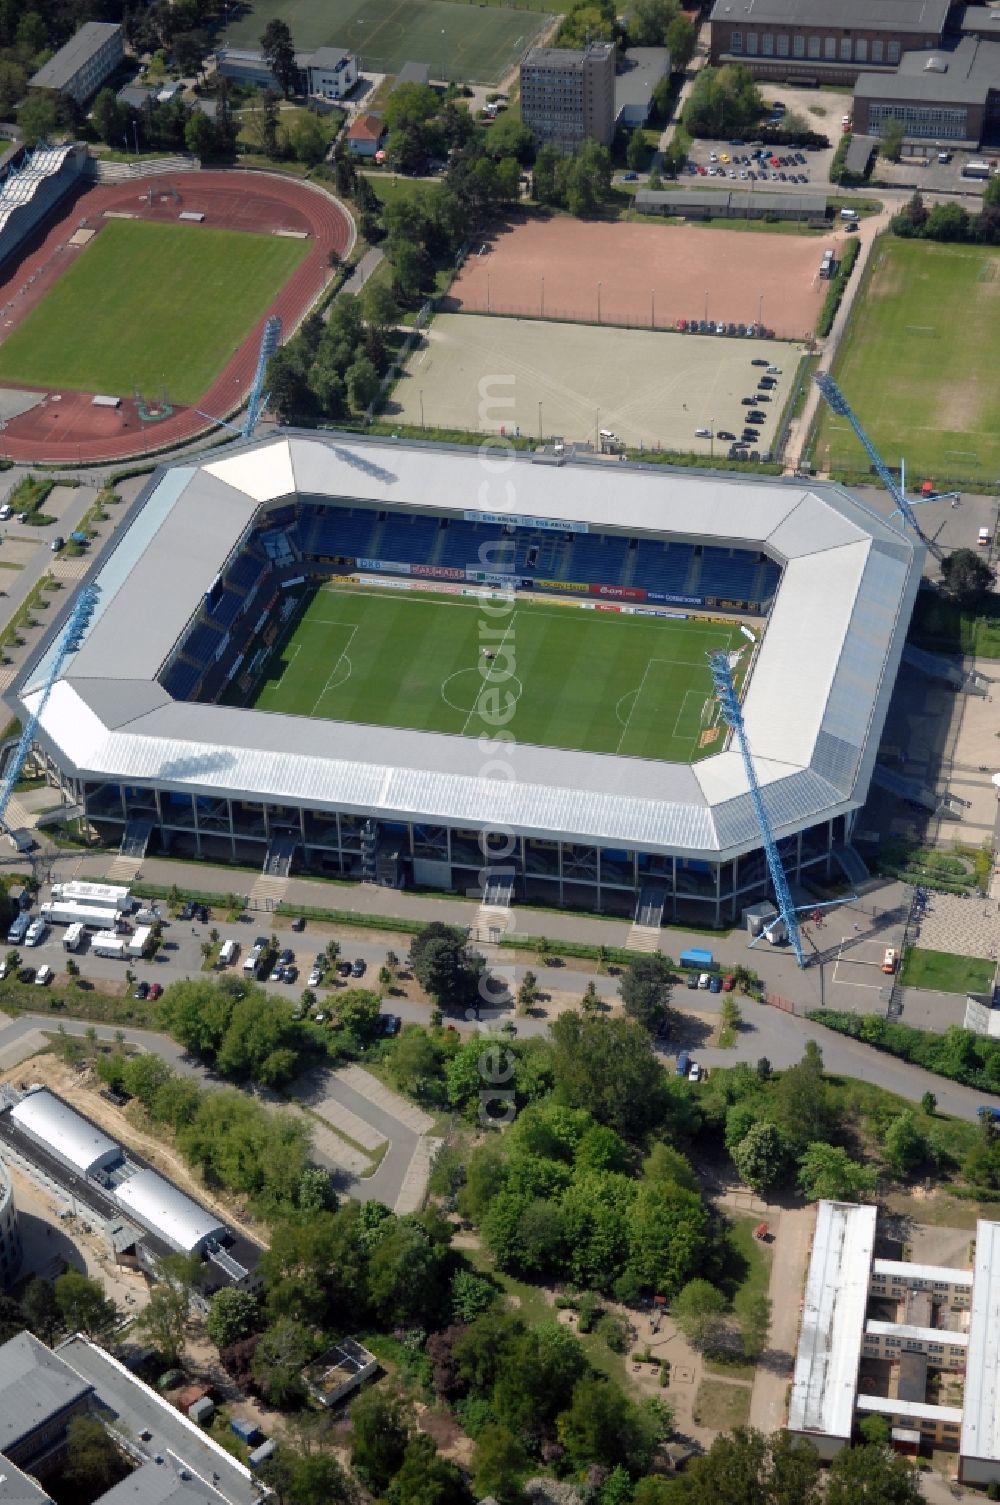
[[16, 433, 921, 924]]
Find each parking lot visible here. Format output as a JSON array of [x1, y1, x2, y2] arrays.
[[680, 83, 842, 191], [681, 140, 823, 191]]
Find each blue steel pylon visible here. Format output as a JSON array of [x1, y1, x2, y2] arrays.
[[708, 650, 806, 968], [242, 316, 282, 440], [0, 584, 100, 835]]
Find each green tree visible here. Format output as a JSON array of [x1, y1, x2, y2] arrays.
[[683, 64, 762, 139], [826, 1442, 923, 1505], [550, 1012, 667, 1140], [206, 1288, 259, 1351], [92, 87, 125, 146], [619, 953, 673, 1032], [351, 1384, 412, 1492], [139, 1254, 199, 1365], [392, 1026, 447, 1103], [16, 91, 59, 147], [450, 1268, 498, 1323], [628, 0, 677, 45], [772, 1041, 833, 1150], [671, 1279, 729, 1351], [517, 969, 539, 1016], [797, 1142, 877, 1202], [859, 1414, 892, 1447], [666, 14, 697, 69], [184, 109, 217, 157], [21, 1277, 60, 1344], [884, 1111, 929, 1177], [659, 1427, 822, 1505], [941, 547, 993, 606], [253, 1317, 312, 1406], [626, 1181, 709, 1296], [924, 200, 970, 241], [557, 1378, 660, 1473], [879, 116, 905, 163], [626, 129, 645, 172], [260, 1446, 354, 1505], [363, 280, 400, 336], [336, 987, 382, 1040], [472, 1424, 528, 1505], [62, 1416, 125, 1493], [55, 1272, 119, 1343], [736, 1290, 772, 1360], [290, 112, 327, 165], [409, 923, 486, 1014], [387, 1433, 467, 1505], [261, 18, 298, 98], [920, 1090, 937, 1116], [731, 1121, 790, 1194]]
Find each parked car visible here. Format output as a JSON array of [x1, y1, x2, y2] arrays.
[[148, 982, 163, 1000], [708, 975, 722, 994], [196, 905, 209, 924], [278, 948, 294, 965], [281, 965, 298, 984], [134, 981, 150, 999], [35, 965, 53, 986], [688, 1061, 702, 1082], [308, 966, 323, 988], [698, 972, 711, 989], [338, 961, 352, 977], [179, 902, 195, 921], [291, 915, 306, 932], [351, 958, 366, 978], [379, 1014, 401, 1037], [17, 967, 35, 984], [686, 973, 698, 989], [722, 975, 735, 991]]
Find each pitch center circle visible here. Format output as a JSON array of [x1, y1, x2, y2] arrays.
[[441, 667, 524, 714]]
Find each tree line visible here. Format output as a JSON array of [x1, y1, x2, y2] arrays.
[[892, 180, 1000, 245]]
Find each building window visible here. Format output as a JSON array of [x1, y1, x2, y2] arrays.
[[762, 32, 773, 54], [825, 36, 836, 59], [872, 39, 883, 62], [855, 38, 867, 61], [777, 33, 789, 55], [730, 29, 742, 51], [888, 40, 900, 63], [808, 35, 820, 57], [840, 36, 852, 60], [794, 35, 805, 56], [747, 32, 758, 54]]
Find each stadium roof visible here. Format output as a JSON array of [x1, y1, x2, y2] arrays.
[[17, 432, 922, 864], [10, 1088, 120, 1178], [114, 1169, 227, 1254], [709, 0, 949, 34], [0, 1331, 93, 1455], [961, 1219, 1000, 1467], [55, 1337, 259, 1505], [29, 21, 121, 92], [789, 1200, 877, 1445]]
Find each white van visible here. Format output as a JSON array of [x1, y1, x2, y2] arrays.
[[218, 939, 239, 967], [840, 208, 859, 221], [0, 504, 10, 521], [978, 528, 991, 547]]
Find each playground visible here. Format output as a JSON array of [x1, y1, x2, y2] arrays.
[[391, 313, 800, 454], [0, 171, 351, 464], [446, 216, 827, 340]]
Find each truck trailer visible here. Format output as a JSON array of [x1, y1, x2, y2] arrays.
[[91, 931, 127, 959], [128, 925, 153, 958], [679, 948, 716, 971], [50, 881, 131, 911], [41, 901, 123, 930], [63, 923, 85, 952]]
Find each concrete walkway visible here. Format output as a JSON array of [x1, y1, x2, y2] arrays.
[[748, 1203, 815, 1433]]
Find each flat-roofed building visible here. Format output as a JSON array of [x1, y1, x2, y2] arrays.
[[709, 0, 950, 85], [870, 1257, 974, 1308], [114, 1169, 226, 1256], [788, 1201, 878, 1459], [29, 22, 123, 104], [960, 1220, 1000, 1483], [853, 36, 1000, 147], [0, 1331, 93, 1479], [521, 42, 616, 150]]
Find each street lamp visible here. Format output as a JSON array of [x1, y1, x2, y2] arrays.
[[651, 288, 655, 328], [758, 291, 764, 330], [419, 389, 425, 428], [540, 274, 544, 317], [597, 280, 602, 323], [704, 289, 709, 324], [486, 269, 491, 314], [538, 400, 543, 442], [709, 419, 715, 461]]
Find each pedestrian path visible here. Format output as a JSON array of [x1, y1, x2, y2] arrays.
[[395, 1135, 442, 1215], [249, 872, 289, 909], [913, 890, 996, 960]]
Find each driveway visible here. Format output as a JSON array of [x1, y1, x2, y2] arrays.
[[749, 1202, 815, 1433]]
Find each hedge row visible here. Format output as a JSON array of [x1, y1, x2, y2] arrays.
[[816, 238, 860, 337]]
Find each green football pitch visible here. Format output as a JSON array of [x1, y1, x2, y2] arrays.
[[813, 239, 1000, 486], [0, 221, 309, 405], [248, 586, 746, 762], [224, 0, 550, 84]]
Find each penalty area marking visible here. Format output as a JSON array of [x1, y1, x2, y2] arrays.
[[310, 625, 358, 715]]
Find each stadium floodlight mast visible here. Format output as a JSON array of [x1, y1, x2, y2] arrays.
[[194, 316, 282, 442], [0, 584, 100, 840], [814, 373, 954, 560], [707, 649, 806, 968]]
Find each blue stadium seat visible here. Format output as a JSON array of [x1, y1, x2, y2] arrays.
[[208, 589, 245, 629], [633, 540, 694, 594], [697, 548, 762, 599], [162, 660, 202, 699], [379, 513, 439, 561], [224, 552, 265, 593], [302, 509, 381, 559], [183, 620, 224, 665]]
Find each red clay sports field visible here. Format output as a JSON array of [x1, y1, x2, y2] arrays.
[[0, 170, 352, 464]]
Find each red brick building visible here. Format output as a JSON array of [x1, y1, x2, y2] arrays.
[[708, 0, 952, 85]]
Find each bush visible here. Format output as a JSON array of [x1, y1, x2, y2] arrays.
[[816, 238, 860, 338]]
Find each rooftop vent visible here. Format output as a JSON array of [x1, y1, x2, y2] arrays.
[[924, 55, 948, 71]]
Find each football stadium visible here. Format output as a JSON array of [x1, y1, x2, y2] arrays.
[[15, 433, 921, 925]]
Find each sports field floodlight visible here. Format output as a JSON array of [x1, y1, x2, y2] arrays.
[[814, 372, 946, 560], [194, 317, 282, 441], [0, 584, 100, 840], [707, 648, 805, 967]]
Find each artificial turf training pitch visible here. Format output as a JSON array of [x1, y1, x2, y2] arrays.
[[250, 587, 746, 763], [0, 220, 309, 405]]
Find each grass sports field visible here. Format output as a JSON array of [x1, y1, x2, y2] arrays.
[[224, 0, 549, 84], [813, 239, 1000, 485], [249, 586, 746, 762], [0, 221, 308, 405]]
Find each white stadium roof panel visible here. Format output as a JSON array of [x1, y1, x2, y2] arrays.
[[11, 1089, 120, 1177], [114, 1169, 226, 1254], [18, 432, 922, 862]]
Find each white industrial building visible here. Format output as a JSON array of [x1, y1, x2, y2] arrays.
[[790, 1200, 1000, 1482], [11, 1089, 120, 1178], [114, 1170, 226, 1257]]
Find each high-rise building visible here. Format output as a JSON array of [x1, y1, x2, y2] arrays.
[[520, 41, 616, 151]]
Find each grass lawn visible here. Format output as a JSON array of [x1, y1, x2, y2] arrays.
[[813, 238, 1000, 485], [909, 588, 1000, 661], [692, 1377, 752, 1429], [899, 947, 995, 994], [705, 1213, 773, 1380], [243, 584, 746, 762], [0, 221, 309, 405], [224, 0, 551, 84]]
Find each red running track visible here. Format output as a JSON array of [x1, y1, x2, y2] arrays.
[[0, 169, 353, 464]]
